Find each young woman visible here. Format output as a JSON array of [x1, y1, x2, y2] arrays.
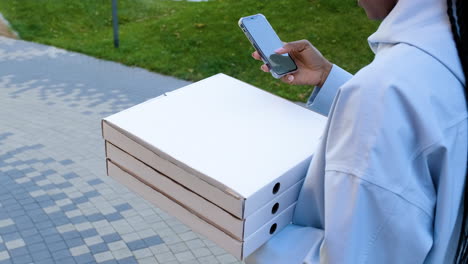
[[246, 0, 467, 263]]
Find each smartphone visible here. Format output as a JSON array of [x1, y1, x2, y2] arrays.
[[239, 14, 297, 79]]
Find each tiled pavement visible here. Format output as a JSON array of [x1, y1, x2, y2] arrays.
[[0, 37, 244, 264]]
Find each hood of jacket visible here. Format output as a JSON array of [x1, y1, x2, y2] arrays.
[[367, 0, 465, 84]]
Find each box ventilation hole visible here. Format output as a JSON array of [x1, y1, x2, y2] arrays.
[[271, 203, 279, 214], [272, 182, 280, 194], [269, 223, 277, 235]]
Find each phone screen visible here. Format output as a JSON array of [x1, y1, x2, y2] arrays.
[[241, 15, 297, 76]]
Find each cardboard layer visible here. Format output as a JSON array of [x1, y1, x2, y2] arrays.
[[105, 141, 242, 240], [106, 141, 303, 239], [102, 120, 242, 218], [102, 73, 326, 219], [107, 159, 296, 260]]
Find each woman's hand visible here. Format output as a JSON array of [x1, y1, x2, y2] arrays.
[[252, 40, 333, 87]]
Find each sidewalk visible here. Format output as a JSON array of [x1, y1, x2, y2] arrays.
[[0, 36, 243, 264]]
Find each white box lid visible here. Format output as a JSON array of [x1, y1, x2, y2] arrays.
[[104, 74, 326, 200]]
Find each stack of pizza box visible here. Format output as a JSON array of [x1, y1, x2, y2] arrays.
[[101, 74, 327, 260]]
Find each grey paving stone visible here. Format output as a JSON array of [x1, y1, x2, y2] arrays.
[[93, 251, 114, 263], [155, 251, 177, 263], [191, 247, 212, 258], [112, 248, 132, 260], [133, 248, 152, 260], [175, 251, 196, 262], [138, 256, 160, 264], [198, 255, 221, 264], [0, 251, 10, 261], [169, 242, 190, 254], [216, 254, 240, 264], [185, 239, 205, 250], [70, 244, 90, 256]]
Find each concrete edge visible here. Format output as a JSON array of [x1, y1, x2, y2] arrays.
[[0, 12, 19, 39]]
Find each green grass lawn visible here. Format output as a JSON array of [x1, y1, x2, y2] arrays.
[[0, 0, 378, 101]]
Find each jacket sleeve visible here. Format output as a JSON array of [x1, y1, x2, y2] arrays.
[[245, 170, 433, 264], [303, 170, 433, 263], [306, 65, 353, 116]]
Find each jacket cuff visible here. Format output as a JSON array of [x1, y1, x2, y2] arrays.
[[306, 65, 353, 116]]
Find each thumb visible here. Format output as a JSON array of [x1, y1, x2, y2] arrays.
[[280, 74, 296, 84], [276, 40, 310, 54]]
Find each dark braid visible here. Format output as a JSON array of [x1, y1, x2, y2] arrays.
[[455, 0, 468, 79], [449, 0, 468, 263]]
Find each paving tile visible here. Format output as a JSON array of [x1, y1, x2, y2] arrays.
[[216, 254, 239, 264], [47, 240, 68, 252], [65, 237, 85, 248], [94, 251, 114, 263], [112, 248, 132, 260], [175, 251, 196, 262], [70, 216, 88, 225], [127, 240, 146, 251], [143, 235, 163, 247], [133, 248, 152, 260], [11, 253, 33, 264], [108, 241, 127, 251], [0, 219, 14, 228], [114, 203, 131, 212], [30, 250, 52, 261], [34, 258, 55, 264], [70, 244, 90, 256], [62, 230, 81, 240], [192, 247, 212, 258], [138, 256, 160, 264], [43, 234, 62, 244], [117, 256, 138, 264], [149, 244, 170, 255], [89, 243, 109, 254], [80, 228, 98, 238], [155, 251, 177, 263], [102, 233, 121, 243], [99, 260, 119, 264], [27, 242, 47, 253], [197, 255, 221, 264], [52, 248, 72, 260], [84, 236, 104, 246], [185, 239, 205, 250], [5, 238, 25, 250], [169, 242, 190, 254], [74, 252, 94, 264], [0, 251, 10, 261]]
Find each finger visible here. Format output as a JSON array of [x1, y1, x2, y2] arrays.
[[260, 64, 270, 72], [280, 74, 295, 84], [274, 47, 288, 54], [252, 51, 262, 61], [276, 39, 311, 54]]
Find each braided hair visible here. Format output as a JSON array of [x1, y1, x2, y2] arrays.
[[448, 0, 468, 263]]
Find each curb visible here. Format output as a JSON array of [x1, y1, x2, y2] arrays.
[[0, 12, 19, 39]]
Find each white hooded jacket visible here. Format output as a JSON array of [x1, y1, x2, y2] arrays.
[[246, 0, 467, 263]]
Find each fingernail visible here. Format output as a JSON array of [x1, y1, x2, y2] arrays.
[[275, 47, 286, 53], [288, 75, 294, 82]]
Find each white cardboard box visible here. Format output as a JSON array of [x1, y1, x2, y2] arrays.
[[107, 160, 296, 260], [102, 74, 327, 219], [106, 141, 303, 240]]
